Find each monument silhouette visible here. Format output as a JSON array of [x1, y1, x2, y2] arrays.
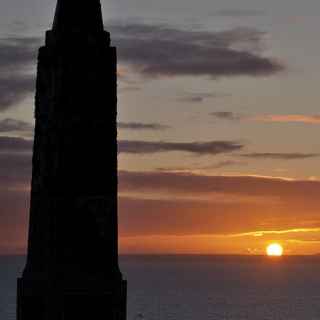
[[17, 0, 127, 319]]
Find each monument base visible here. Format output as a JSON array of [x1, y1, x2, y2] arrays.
[[17, 277, 127, 320]]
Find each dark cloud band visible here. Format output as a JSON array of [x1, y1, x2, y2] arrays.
[[0, 136, 33, 153], [241, 153, 319, 160], [0, 38, 38, 111], [119, 140, 243, 155], [0, 118, 34, 135], [119, 170, 320, 199], [118, 122, 170, 131], [0, 23, 284, 111], [109, 23, 284, 78]]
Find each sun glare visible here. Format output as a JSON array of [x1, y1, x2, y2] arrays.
[[266, 243, 283, 256]]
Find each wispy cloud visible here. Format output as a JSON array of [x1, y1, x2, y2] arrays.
[[0, 136, 33, 153], [226, 228, 320, 238], [178, 92, 228, 103], [0, 37, 38, 111], [0, 23, 284, 111], [118, 140, 244, 155], [2, 137, 243, 157], [118, 122, 170, 131], [251, 114, 320, 124], [210, 111, 243, 121], [241, 153, 319, 160], [210, 111, 320, 125], [157, 160, 246, 172], [0, 118, 33, 136], [108, 23, 284, 78], [206, 160, 247, 169], [119, 170, 320, 202]]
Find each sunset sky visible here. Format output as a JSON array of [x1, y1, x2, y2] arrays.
[[1, 0, 320, 255]]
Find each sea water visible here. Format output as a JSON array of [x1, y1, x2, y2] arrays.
[[1, 255, 320, 320]]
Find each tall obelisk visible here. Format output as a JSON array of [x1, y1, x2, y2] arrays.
[[17, 1, 127, 319]]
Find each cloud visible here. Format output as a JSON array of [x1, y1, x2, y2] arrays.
[[252, 114, 320, 124], [210, 112, 320, 125], [241, 153, 319, 160], [108, 23, 284, 78], [0, 118, 34, 136], [0, 37, 39, 111], [0, 37, 38, 70], [0, 136, 33, 153], [157, 160, 246, 172], [210, 111, 243, 121], [119, 196, 254, 237], [0, 137, 243, 189], [0, 23, 284, 112], [117, 171, 320, 238], [206, 160, 246, 169], [119, 170, 320, 200], [118, 170, 320, 213], [1, 136, 243, 157], [178, 92, 228, 103], [3, 163, 320, 251], [118, 122, 170, 131], [227, 228, 320, 238], [118, 140, 243, 155]]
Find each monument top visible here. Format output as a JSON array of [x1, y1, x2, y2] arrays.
[[52, 0, 104, 33]]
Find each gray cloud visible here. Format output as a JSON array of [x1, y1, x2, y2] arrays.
[[108, 23, 284, 78], [118, 140, 243, 155], [210, 111, 243, 121], [0, 74, 35, 111], [0, 137, 243, 189], [2, 137, 243, 157], [0, 37, 39, 70], [118, 122, 170, 131], [241, 153, 319, 160], [0, 23, 284, 112], [0, 118, 34, 136], [0, 37, 39, 111], [178, 92, 228, 103], [0, 136, 33, 153], [205, 160, 247, 169]]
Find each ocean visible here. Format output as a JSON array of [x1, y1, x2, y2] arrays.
[[1, 255, 320, 320]]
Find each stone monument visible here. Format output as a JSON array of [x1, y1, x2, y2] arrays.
[[17, 0, 127, 319]]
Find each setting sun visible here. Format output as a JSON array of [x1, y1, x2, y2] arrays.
[[266, 243, 283, 256]]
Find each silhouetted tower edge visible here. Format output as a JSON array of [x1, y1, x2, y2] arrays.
[[17, 0, 127, 319], [53, 0, 104, 33]]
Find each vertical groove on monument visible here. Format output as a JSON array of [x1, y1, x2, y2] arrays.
[[17, 1, 127, 319]]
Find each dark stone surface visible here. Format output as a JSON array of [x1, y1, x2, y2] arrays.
[[17, 1, 126, 319]]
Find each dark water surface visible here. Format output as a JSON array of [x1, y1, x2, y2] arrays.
[[1, 255, 320, 320]]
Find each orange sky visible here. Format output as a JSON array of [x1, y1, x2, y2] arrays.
[[116, 171, 320, 255], [2, 0, 320, 256]]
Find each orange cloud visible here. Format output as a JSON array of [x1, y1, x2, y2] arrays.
[[251, 114, 320, 124]]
